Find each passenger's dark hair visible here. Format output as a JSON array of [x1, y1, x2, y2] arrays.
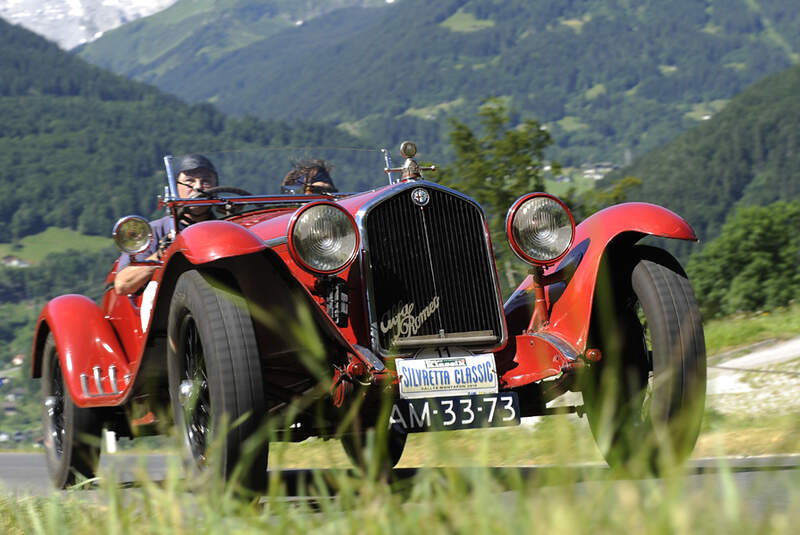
[[282, 159, 336, 192]]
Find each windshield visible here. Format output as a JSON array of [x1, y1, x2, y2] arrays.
[[163, 146, 400, 200]]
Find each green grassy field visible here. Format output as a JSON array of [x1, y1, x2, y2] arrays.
[[440, 8, 497, 32], [0, 227, 110, 265], [544, 173, 598, 197], [703, 303, 800, 353]]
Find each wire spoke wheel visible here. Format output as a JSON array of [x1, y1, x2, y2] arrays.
[[45, 359, 66, 458], [167, 270, 267, 492], [178, 316, 212, 468], [41, 333, 101, 488]]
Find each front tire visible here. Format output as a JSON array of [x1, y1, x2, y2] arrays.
[[41, 334, 102, 488], [167, 270, 267, 491], [582, 245, 706, 473]]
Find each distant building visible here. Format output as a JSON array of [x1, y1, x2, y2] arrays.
[[581, 162, 619, 180], [6, 388, 27, 402], [1, 255, 30, 268]]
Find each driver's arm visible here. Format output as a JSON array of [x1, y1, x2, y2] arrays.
[[114, 251, 159, 295]]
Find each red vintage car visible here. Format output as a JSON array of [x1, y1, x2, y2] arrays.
[[31, 143, 706, 489]]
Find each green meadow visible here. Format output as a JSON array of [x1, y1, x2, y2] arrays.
[[0, 228, 110, 265]]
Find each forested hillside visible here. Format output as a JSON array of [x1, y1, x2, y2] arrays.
[[603, 63, 800, 259], [0, 17, 364, 244], [688, 200, 800, 317], [78, 0, 800, 165]]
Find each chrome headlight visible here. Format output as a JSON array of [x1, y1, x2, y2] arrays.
[[112, 215, 153, 254], [288, 202, 359, 274], [506, 193, 575, 265]]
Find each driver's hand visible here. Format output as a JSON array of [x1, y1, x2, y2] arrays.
[[157, 235, 173, 260]]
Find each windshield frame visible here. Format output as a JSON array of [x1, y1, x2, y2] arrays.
[[162, 146, 396, 201]]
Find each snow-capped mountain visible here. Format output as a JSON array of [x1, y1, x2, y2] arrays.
[[0, 0, 177, 49]]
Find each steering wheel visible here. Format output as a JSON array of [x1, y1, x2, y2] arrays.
[[201, 186, 253, 197], [175, 186, 254, 221]]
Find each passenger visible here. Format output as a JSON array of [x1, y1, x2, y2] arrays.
[[281, 159, 338, 194], [113, 154, 217, 295]]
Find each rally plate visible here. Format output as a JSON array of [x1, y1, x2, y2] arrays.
[[390, 392, 520, 433], [396, 353, 498, 399]]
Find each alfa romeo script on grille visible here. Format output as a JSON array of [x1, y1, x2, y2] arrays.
[[396, 353, 498, 399]]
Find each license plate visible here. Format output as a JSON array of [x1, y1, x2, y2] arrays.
[[389, 392, 520, 433], [396, 353, 498, 399]]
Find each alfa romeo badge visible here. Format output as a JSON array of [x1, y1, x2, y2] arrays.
[[411, 188, 430, 207]]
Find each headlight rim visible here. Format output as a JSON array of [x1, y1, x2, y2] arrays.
[[112, 215, 154, 255], [505, 193, 575, 266], [287, 201, 360, 275]]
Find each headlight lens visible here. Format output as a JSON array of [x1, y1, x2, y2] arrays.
[[507, 194, 574, 265], [112, 216, 153, 254], [290, 203, 358, 273]]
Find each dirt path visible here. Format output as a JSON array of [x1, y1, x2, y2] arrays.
[[707, 336, 800, 415]]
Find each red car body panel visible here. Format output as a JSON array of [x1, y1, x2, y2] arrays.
[[32, 295, 133, 407], [500, 202, 696, 388], [173, 220, 267, 264], [102, 288, 147, 363]]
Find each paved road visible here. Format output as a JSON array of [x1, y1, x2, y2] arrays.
[[1, 451, 798, 512], [0, 452, 172, 495]]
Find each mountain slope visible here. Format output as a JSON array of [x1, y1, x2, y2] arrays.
[[0, 18, 362, 242], [603, 63, 800, 259], [0, 0, 177, 50], [78, 0, 800, 164], [76, 0, 387, 80]]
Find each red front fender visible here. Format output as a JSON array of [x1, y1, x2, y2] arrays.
[[549, 202, 695, 349], [31, 295, 132, 407], [501, 203, 696, 387], [172, 220, 267, 264]]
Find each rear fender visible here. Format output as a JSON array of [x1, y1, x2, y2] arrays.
[[31, 295, 132, 407], [503, 203, 696, 383]]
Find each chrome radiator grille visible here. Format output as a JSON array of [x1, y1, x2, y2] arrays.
[[364, 187, 504, 353]]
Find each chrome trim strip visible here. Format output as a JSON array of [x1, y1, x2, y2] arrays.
[[531, 332, 579, 361], [93, 366, 104, 395], [353, 344, 385, 372], [382, 148, 395, 184], [394, 333, 499, 348], [355, 181, 508, 358], [164, 155, 178, 200], [108, 365, 119, 394], [81, 369, 125, 398], [264, 236, 288, 248]]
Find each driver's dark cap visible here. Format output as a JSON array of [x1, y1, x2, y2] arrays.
[[175, 154, 217, 177]]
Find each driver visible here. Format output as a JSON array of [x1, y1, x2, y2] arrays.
[[113, 154, 217, 295]]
